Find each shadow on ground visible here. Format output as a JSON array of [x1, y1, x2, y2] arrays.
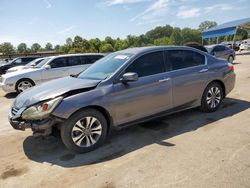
[[23, 98, 250, 168], [4, 92, 18, 99]]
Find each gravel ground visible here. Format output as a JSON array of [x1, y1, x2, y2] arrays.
[[0, 55, 249, 188]]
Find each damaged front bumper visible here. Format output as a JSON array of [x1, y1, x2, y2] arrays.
[[8, 107, 63, 136]]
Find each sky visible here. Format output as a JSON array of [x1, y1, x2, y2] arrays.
[[0, 0, 249, 47]]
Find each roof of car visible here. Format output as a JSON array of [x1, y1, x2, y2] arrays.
[[205, 44, 225, 48], [56, 53, 104, 57], [119, 46, 206, 55]]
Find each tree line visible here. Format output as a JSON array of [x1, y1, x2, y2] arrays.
[[0, 21, 248, 55]]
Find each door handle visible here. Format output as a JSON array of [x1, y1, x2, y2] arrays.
[[199, 68, 208, 73], [159, 78, 171, 82]]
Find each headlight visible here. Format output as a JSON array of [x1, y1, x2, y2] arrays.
[[22, 97, 63, 120]]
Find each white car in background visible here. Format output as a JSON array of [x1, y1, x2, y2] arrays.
[[0, 53, 104, 93], [240, 39, 250, 51], [6, 57, 45, 73]]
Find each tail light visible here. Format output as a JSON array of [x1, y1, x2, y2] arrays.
[[228, 63, 234, 72]]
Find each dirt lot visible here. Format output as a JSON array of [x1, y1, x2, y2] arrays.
[[0, 55, 250, 188]]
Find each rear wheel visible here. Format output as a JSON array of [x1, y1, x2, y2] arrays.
[[200, 82, 223, 112], [60, 109, 108, 153], [16, 79, 35, 93]]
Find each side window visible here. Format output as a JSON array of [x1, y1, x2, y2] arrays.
[[14, 58, 22, 64], [22, 58, 30, 63], [168, 50, 205, 70], [68, 56, 82, 66], [125, 51, 165, 77], [80, 56, 88, 64], [213, 46, 219, 52], [221, 46, 229, 51], [49, 57, 68, 68], [86, 56, 103, 64]]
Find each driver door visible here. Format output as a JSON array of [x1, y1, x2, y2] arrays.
[[111, 51, 173, 125], [42, 57, 68, 82]]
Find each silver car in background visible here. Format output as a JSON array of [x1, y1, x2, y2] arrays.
[[205, 44, 235, 63], [0, 53, 104, 93], [6, 57, 46, 73]]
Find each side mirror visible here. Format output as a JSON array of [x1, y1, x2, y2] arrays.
[[120, 72, 138, 83], [44, 65, 51, 70], [30, 63, 36, 67]]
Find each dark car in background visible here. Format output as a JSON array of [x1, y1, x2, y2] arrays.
[[9, 46, 235, 153], [205, 45, 235, 63], [0, 56, 40, 75]]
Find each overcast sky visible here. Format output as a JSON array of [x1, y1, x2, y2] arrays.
[[0, 0, 249, 47]]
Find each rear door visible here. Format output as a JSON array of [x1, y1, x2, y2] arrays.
[[66, 56, 85, 75], [167, 49, 208, 108], [112, 51, 172, 125], [42, 57, 68, 82]]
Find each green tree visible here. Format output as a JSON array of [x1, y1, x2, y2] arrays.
[[154, 37, 171, 45], [100, 43, 114, 53], [114, 39, 128, 51], [66, 37, 73, 47], [72, 35, 83, 49], [31, 43, 41, 52], [89, 38, 102, 52], [146, 25, 173, 43], [170, 27, 182, 45], [104, 36, 115, 47], [17, 43, 27, 53], [181, 28, 201, 44], [0, 42, 15, 54], [198, 21, 217, 32], [45, 42, 53, 51], [54, 45, 60, 52]]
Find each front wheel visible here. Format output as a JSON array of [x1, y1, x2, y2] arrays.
[[16, 79, 35, 93], [60, 109, 108, 153], [200, 82, 223, 112]]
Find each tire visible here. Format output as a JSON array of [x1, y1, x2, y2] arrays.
[[60, 109, 108, 153], [16, 79, 35, 93], [200, 82, 223, 113], [228, 55, 234, 63]]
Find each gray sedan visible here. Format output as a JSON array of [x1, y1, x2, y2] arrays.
[[205, 44, 235, 63], [9, 46, 235, 153]]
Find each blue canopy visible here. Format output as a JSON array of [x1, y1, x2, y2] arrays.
[[202, 17, 250, 39]]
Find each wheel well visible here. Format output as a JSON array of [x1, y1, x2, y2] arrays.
[[210, 80, 226, 98], [73, 105, 113, 134], [15, 78, 35, 91]]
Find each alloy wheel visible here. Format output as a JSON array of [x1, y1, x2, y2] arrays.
[[206, 87, 222, 109], [17, 81, 33, 92], [71, 116, 102, 147]]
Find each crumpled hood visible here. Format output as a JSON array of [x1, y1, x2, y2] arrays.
[[13, 76, 101, 109]]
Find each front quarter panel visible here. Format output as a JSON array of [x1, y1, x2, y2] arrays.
[[52, 84, 112, 120]]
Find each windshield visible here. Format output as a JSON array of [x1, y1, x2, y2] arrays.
[[78, 53, 133, 80], [26, 58, 44, 66], [35, 57, 51, 68], [6, 58, 18, 64]]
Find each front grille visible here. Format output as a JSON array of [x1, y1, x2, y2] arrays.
[[11, 107, 19, 116]]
